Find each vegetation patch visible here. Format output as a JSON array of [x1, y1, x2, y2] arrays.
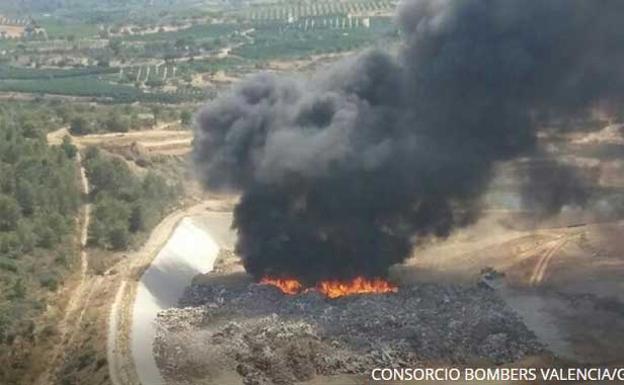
[[0, 102, 81, 384], [0, 65, 117, 80], [234, 17, 397, 60], [84, 147, 180, 251]]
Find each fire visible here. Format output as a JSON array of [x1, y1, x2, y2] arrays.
[[316, 277, 398, 299], [259, 277, 303, 295], [259, 276, 398, 298]]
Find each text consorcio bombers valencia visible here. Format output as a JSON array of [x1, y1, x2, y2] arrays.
[[370, 367, 624, 382]]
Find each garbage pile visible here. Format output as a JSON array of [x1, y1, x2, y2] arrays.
[[155, 281, 543, 385]]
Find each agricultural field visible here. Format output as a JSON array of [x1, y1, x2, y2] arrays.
[[235, 17, 397, 61], [37, 19, 100, 40], [0, 65, 117, 80], [238, 0, 398, 21], [0, 0, 399, 103], [0, 76, 202, 103], [122, 23, 238, 43]]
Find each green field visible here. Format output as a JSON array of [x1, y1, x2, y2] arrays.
[[0, 77, 201, 103], [234, 17, 397, 60], [0, 65, 117, 80], [0, 0, 399, 103], [238, 0, 397, 21], [37, 19, 101, 39], [123, 23, 238, 43], [178, 57, 250, 75]]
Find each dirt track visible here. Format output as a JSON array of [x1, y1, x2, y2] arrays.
[[35, 152, 94, 385], [47, 125, 193, 156], [44, 125, 204, 385], [402, 214, 624, 365]]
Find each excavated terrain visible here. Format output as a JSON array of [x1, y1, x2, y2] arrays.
[[154, 277, 543, 385]]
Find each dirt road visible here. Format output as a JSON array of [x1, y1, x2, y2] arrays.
[[35, 152, 94, 385], [403, 215, 624, 364], [527, 232, 584, 287], [47, 124, 192, 156]]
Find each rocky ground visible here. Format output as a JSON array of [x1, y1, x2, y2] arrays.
[[154, 275, 544, 385]]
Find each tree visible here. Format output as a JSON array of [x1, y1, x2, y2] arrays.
[[0, 302, 10, 343], [105, 115, 128, 133], [21, 121, 41, 139], [86, 155, 138, 198], [109, 39, 122, 56], [70, 117, 90, 136], [0, 195, 21, 232], [39, 272, 59, 291], [16, 181, 35, 216], [109, 225, 130, 250], [55, 105, 72, 124], [129, 204, 145, 233], [98, 59, 111, 68], [0, 232, 21, 258], [16, 221, 35, 253], [180, 110, 192, 126], [61, 135, 77, 159], [90, 194, 131, 249], [10, 278, 26, 300], [34, 220, 57, 249], [84, 145, 100, 161], [151, 105, 162, 125]]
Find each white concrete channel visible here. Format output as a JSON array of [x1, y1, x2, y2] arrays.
[[131, 213, 234, 385]]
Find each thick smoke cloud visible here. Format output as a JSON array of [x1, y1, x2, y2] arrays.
[[519, 159, 593, 217], [193, 0, 624, 284]]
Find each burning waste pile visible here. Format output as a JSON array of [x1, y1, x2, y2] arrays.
[[259, 276, 398, 298], [154, 0, 624, 383], [155, 280, 543, 385]]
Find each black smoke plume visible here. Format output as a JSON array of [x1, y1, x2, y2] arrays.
[[519, 158, 593, 217], [193, 0, 624, 285]]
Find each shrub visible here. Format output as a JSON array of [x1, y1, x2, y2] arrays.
[[61, 135, 77, 159], [70, 117, 91, 136], [39, 272, 59, 291], [109, 225, 130, 250], [0, 257, 18, 273], [0, 195, 21, 232]]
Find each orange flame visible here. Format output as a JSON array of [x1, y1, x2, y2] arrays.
[[259, 277, 303, 295], [316, 277, 398, 299], [259, 276, 398, 298]]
